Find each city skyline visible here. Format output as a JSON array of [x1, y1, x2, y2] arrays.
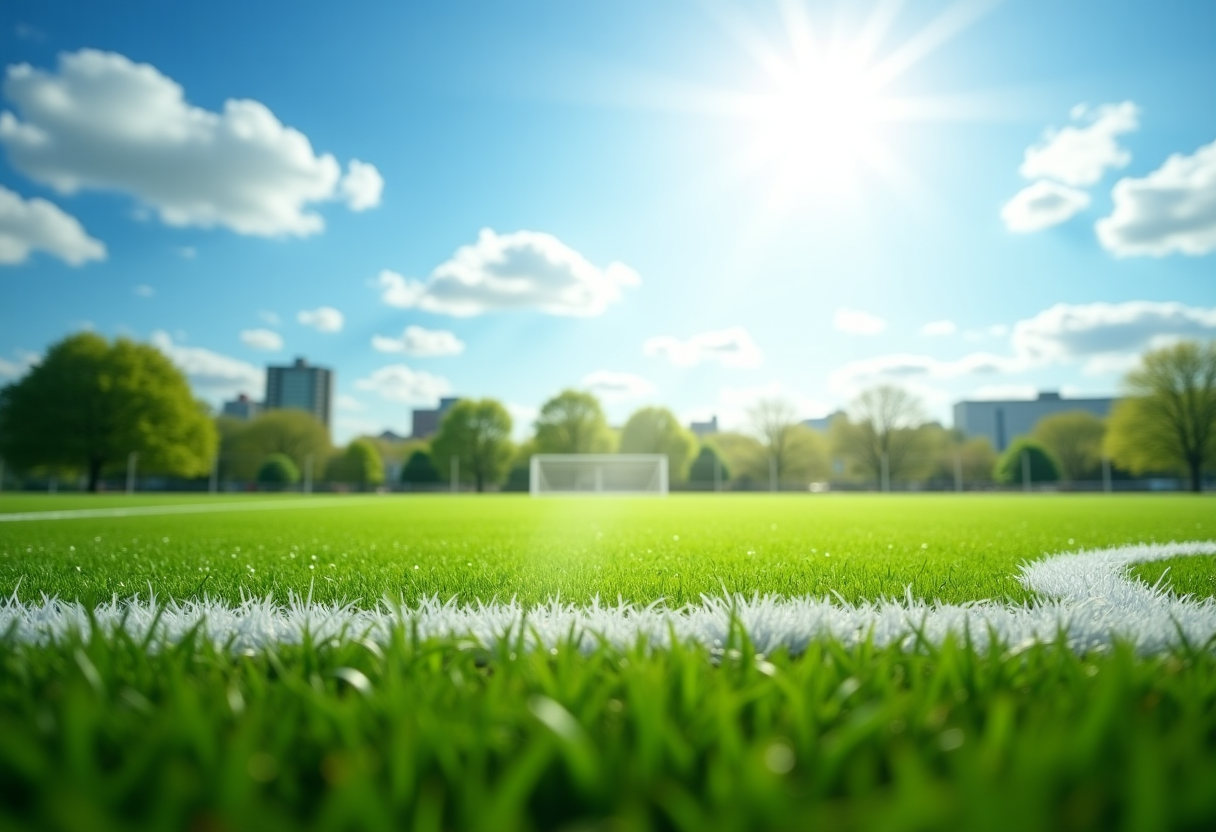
[[1, 1, 1213, 444]]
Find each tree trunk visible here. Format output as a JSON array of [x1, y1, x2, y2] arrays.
[[87, 458, 103, 493], [475, 471, 485, 493], [1189, 457, 1203, 493]]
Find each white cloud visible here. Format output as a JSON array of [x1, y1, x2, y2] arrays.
[[829, 352, 1023, 393], [371, 325, 465, 357], [354, 364, 451, 404], [177, 246, 197, 259], [0, 49, 382, 237], [133, 284, 154, 298], [258, 310, 280, 326], [339, 159, 383, 211], [1096, 138, 1216, 257], [1019, 101, 1139, 187], [0, 349, 39, 380], [336, 393, 366, 412], [581, 370, 655, 403], [1001, 180, 1090, 232], [1010, 301, 1216, 365], [297, 306, 344, 333], [919, 320, 957, 337], [833, 307, 887, 336], [240, 328, 283, 351], [0, 184, 106, 265], [150, 330, 263, 400], [643, 326, 763, 369], [377, 228, 640, 317], [505, 402, 539, 440]]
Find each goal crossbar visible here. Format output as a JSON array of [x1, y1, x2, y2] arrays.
[[530, 454, 668, 497]]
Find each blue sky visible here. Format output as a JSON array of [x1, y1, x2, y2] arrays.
[[1, 0, 1213, 442]]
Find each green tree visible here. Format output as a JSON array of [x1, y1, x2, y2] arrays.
[[831, 386, 931, 487], [688, 444, 731, 487], [534, 390, 614, 454], [1034, 411, 1106, 482], [746, 398, 802, 483], [0, 332, 216, 491], [1105, 340, 1216, 493], [431, 399, 515, 492], [326, 439, 384, 489], [709, 432, 768, 486], [400, 449, 441, 485], [225, 410, 331, 480], [257, 453, 300, 487], [994, 438, 1060, 485], [619, 406, 699, 481]]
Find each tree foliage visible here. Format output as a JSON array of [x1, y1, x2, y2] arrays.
[[326, 439, 384, 489], [746, 399, 802, 481], [400, 450, 441, 485], [832, 386, 931, 486], [994, 438, 1060, 485], [257, 453, 300, 487], [534, 390, 614, 454], [431, 399, 514, 492], [1034, 410, 1106, 482], [0, 333, 216, 491], [1105, 340, 1216, 492], [688, 444, 730, 486], [222, 410, 332, 481], [619, 407, 698, 481]]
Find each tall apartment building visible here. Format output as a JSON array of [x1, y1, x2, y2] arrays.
[[411, 397, 461, 438], [265, 357, 333, 428], [953, 391, 1115, 452]]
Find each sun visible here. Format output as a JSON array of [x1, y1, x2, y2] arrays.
[[749, 56, 885, 188]]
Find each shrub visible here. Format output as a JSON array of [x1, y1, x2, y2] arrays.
[[994, 438, 1060, 485], [257, 453, 300, 487]]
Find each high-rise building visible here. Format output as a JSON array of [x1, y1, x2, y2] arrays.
[[221, 393, 262, 420], [411, 397, 461, 438], [953, 391, 1115, 452], [265, 357, 333, 428]]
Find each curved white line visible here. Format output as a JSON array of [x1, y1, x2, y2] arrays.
[[2, 541, 1214, 654]]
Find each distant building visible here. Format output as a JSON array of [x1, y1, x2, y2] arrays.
[[265, 357, 333, 428], [221, 393, 262, 421], [378, 430, 409, 443], [803, 410, 845, 433], [953, 391, 1115, 452], [689, 415, 718, 437], [411, 396, 461, 438]]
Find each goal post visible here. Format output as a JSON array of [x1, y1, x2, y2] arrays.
[[530, 454, 668, 496]]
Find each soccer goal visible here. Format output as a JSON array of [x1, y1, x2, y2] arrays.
[[530, 454, 668, 496]]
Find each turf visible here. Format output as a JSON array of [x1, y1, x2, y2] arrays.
[[2, 494, 1211, 607], [1132, 554, 1216, 600], [3, 493, 1215, 832]]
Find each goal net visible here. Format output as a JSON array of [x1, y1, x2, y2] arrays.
[[530, 454, 668, 496]]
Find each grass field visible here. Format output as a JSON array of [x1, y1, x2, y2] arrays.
[[2, 494, 1215, 831]]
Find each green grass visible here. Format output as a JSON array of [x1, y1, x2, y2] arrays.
[[3, 493, 1216, 831], [2, 494, 1212, 607], [1132, 554, 1216, 600]]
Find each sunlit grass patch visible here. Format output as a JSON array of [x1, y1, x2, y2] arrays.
[[1132, 554, 1216, 600]]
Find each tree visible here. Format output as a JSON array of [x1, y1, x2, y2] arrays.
[[619, 406, 699, 481], [688, 444, 730, 486], [831, 386, 931, 486], [994, 438, 1060, 485], [1105, 340, 1216, 493], [710, 432, 768, 486], [534, 390, 614, 454], [0, 333, 216, 491], [224, 410, 331, 480], [746, 398, 806, 483], [400, 450, 441, 485], [326, 439, 385, 489], [257, 453, 300, 487], [1034, 411, 1106, 482], [431, 398, 514, 492]]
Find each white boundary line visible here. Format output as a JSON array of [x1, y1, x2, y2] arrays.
[[0, 497, 386, 523], [2, 541, 1214, 654]]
